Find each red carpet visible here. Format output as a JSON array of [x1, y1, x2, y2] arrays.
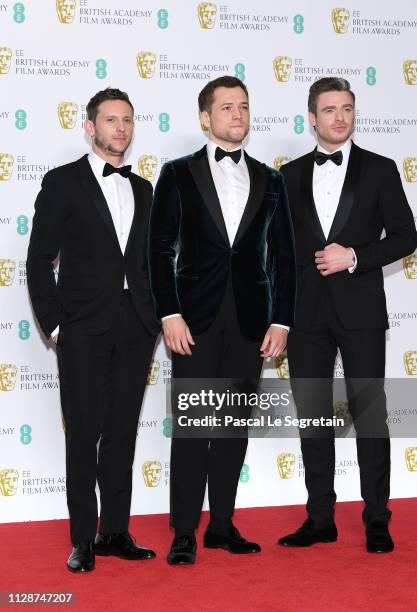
[[1, 500, 416, 611]]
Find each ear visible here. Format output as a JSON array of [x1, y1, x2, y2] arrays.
[[200, 110, 210, 131], [308, 112, 317, 128], [84, 118, 95, 137]]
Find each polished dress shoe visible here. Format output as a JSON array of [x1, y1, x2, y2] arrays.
[[366, 522, 394, 553], [278, 519, 338, 547], [67, 542, 95, 573], [94, 532, 156, 560], [167, 535, 197, 565], [204, 525, 261, 554]]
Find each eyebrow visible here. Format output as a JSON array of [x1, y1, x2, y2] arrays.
[[321, 104, 354, 111]]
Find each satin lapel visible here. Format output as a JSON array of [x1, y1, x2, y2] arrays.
[[327, 143, 362, 243], [187, 149, 229, 244], [78, 154, 120, 247], [124, 176, 143, 257], [233, 153, 265, 246], [301, 150, 326, 244]]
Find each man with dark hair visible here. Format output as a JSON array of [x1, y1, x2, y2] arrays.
[[149, 75, 296, 564], [279, 77, 416, 552], [27, 88, 160, 572]]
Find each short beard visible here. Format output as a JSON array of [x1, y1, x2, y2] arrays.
[[93, 134, 129, 157]]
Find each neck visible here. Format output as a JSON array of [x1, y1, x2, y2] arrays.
[[209, 136, 242, 151], [317, 137, 349, 153], [91, 144, 124, 166]]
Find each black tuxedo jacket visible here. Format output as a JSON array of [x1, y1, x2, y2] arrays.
[[27, 154, 160, 338], [148, 146, 296, 342], [281, 142, 417, 330]]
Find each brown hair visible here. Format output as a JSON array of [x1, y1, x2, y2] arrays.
[[198, 76, 248, 113], [86, 88, 134, 123], [308, 78, 355, 114]]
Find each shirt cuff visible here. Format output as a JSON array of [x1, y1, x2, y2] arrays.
[[51, 325, 59, 339], [270, 324, 290, 331], [161, 313, 181, 321], [348, 248, 357, 273]]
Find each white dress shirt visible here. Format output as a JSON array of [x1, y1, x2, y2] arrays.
[[51, 152, 134, 338], [88, 151, 135, 270], [313, 139, 356, 271], [163, 140, 288, 330], [206, 139, 250, 245]]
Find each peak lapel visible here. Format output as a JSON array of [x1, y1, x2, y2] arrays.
[[301, 151, 326, 244], [78, 155, 120, 248], [187, 147, 229, 244], [327, 143, 362, 243], [233, 153, 265, 246]]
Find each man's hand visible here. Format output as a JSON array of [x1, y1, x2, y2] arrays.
[[260, 326, 288, 358], [162, 316, 195, 355], [315, 243, 354, 276]]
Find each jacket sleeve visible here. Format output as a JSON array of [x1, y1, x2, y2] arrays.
[[26, 172, 69, 338], [354, 159, 417, 273], [148, 162, 182, 319], [268, 171, 297, 327]]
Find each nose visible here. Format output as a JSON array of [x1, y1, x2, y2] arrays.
[[232, 106, 242, 120]]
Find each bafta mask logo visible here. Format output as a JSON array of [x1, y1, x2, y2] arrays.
[[0, 364, 18, 392], [274, 156, 291, 172], [403, 254, 417, 280], [138, 155, 158, 182], [277, 452, 296, 479], [276, 354, 289, 379], [0, 153, 14, 181], [404, 351, 417, 376], [403, 157, 417, 183], [405, 447, 417, 472], [58, 102, 78, 129], [0, 259, 16, 286], [331, 8, 350, 34], [0, 469, 19, 496], [403, 60, 417, 86], [333, 400, 352, 425], [142, 460, 162, 487], [273, 56, 292, 83], [0, 47, 12, 75], [56, 0, 77, 24], [147, 359, 160, 386], [198, 2, 217, 29], [136, 52, 157, 79]]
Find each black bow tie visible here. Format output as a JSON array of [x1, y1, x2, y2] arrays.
[[102, 162, 132, 178], [314, 150, 343, 166], [214, 147, 242, 164]]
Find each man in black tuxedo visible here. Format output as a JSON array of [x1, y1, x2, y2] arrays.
[[27, 88, 160, 572], [149, 76, 296, 564], [279, 78, 417, 553]]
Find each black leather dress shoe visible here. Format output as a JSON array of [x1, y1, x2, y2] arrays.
[[204, 525, 261, 554], [366, 522, 394, 553], [278, 519, 338, 547], [94, 532, 156, 560], [67, 542, 95, 573], [167, 535, 197, 565]]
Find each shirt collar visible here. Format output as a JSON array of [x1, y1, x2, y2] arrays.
[[207, 139, 244, 164], [88, 150, 125, 176], [316, 139, 352, 159]]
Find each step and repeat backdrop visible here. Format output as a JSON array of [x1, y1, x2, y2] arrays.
[[1, 0, 416, 523]]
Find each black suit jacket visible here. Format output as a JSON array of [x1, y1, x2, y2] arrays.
[[148, 146, 296, 342], [281, 142, 417, 330], [27, 154, 160, 338]]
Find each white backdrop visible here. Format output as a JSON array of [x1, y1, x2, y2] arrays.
[[1, 0, 416, 523]]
